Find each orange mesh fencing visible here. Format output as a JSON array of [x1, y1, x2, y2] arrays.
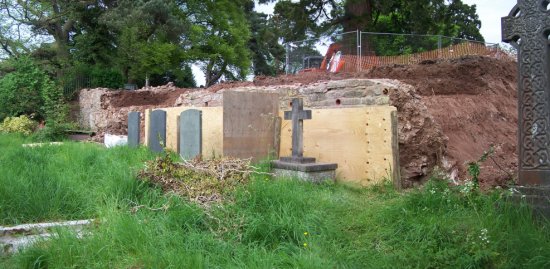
[[331, 42, 503, 72]]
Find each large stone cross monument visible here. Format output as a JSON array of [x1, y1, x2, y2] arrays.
[[281, 98, 314, 163], [272, 98, 338, 183], [502, 0, 550, 185]]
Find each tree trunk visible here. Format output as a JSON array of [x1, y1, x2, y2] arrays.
[[343, 0, 373, 32]]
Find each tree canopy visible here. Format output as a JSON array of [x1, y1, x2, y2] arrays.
[[264, 0, 483, 42], [0, 0, 485, 90]]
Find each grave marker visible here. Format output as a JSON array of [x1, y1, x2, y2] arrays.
[[223, 91, 279, 161], [148, 110, 167, 153], [281, 98, 314, 163], [179, 109, 202, 159], [128, 112, 141, 148], [273, 97, 337, 183], [502, 0, 550, 185]]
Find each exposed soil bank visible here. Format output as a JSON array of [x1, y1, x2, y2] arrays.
[[79, 56, 518, 188]]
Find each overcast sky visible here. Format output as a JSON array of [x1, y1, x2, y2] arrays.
[[194, 0, 519, 86]]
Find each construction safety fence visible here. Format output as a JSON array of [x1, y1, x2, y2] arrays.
[[285, 31, 510, 74]]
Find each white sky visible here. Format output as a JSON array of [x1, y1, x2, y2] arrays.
[[193, 0, 518, 86], [462, 0, 517, 44]]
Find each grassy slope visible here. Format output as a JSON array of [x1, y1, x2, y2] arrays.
[[0, 134, 153, 225], [1, 134, 550, 268]]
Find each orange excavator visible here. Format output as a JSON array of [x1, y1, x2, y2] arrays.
[[299, 43, 346, 73]]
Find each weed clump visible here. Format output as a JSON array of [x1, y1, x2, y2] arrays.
[[0, 115, 37, 135], [138, 154, 256, 204]]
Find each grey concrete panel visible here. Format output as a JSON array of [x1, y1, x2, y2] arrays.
[[128, 112, 141, 148], [179, 109, 202, 159], [148, 110, 167, 153]]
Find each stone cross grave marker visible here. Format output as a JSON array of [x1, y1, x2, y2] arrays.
[[273, 97, 337, 182], [128, 112, 140, 148], [281, 98, 315, 163], [502, 0, 550, 185], [148, 110, 167, 153], [179, 109, 202, 159]]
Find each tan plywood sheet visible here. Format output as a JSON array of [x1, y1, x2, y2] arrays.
[[223, 92, 279, 161], [144, 107, 223, 158], [279, 106, 397, 185]]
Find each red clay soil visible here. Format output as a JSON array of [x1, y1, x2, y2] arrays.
[[106, 56, 518, 188], [370, 56, 518, 188], [250, 56, 519, 188], [106, 88, 189, 108]]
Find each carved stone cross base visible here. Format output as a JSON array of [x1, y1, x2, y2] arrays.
[[272, 160, 338, 183], [272, 97, 338, 183], [509, 186, 550, 218]]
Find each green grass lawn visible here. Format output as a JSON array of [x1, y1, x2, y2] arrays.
[[1, 134, 550, 268]]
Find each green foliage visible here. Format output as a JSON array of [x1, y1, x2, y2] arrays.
[[247, 8, 286, 76], [185, 0, 252, 86], [0, 115, 37, 135], [467, 146, 495, 187], [62, 63, 124, 93], [30, 122, 78, 142], [267, 0, 484, 42], [0, 57, 65, 122], [1, 134, 549, 268], [90, 67, 125, 89]]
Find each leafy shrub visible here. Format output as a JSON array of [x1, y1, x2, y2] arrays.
[[31, 122, 78, 142], [0, 57, 67, 124], [62, 64, 124, 95], [90, 67, 124, 89], [0, 115, 38, 135]]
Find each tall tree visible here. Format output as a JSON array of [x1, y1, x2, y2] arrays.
[[245, 1, 286, 76], [100, 0, 188, 84], [0, 0, 100, 71], [262, 0, 483, 42], [181, 0, 251, 87]]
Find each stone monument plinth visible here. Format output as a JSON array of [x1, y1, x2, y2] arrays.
[[272, 98, 337, 182]]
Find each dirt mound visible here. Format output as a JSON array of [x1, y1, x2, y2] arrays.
[[248, 56, 519, 187], [106, 84, 189, 108], [372, 56, 518, 188], [267, 56, 518, 188]]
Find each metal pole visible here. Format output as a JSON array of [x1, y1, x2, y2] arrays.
[[438, 35, 442, 59], [285, 43, 290, 75], [357, 30, 362, 72]]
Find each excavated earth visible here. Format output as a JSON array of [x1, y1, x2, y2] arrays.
[[80, 56, 518, 188]]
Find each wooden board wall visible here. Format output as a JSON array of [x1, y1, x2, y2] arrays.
[[279, 106, 397, 185], [144, 107, 223, 158]]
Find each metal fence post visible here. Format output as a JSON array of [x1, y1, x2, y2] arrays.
[[285, 43, 290, 75], [438, 35, 442, 58], [357, 30, 362, 72]]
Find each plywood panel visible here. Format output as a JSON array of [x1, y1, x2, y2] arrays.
[[144, 107, 223, 158], [223, 92, 279, 161], [279, 106, 396, 185], [144, 109, 150, 146]]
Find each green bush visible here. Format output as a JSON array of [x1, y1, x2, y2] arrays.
[[31, 122, 78, 142], [0, 57, 67, 124], [0, 115, 38, 135], [90, 67, 124, 89]]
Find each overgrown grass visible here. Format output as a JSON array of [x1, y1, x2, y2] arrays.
[[1, 134, 550, 268], [0, 134, 153, 225]]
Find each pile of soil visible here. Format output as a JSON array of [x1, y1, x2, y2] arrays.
[[374, 56, 518, 188], [107, 86, 189, 108], [97, 55, 518, 188], [215, 56, 519, 187]]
